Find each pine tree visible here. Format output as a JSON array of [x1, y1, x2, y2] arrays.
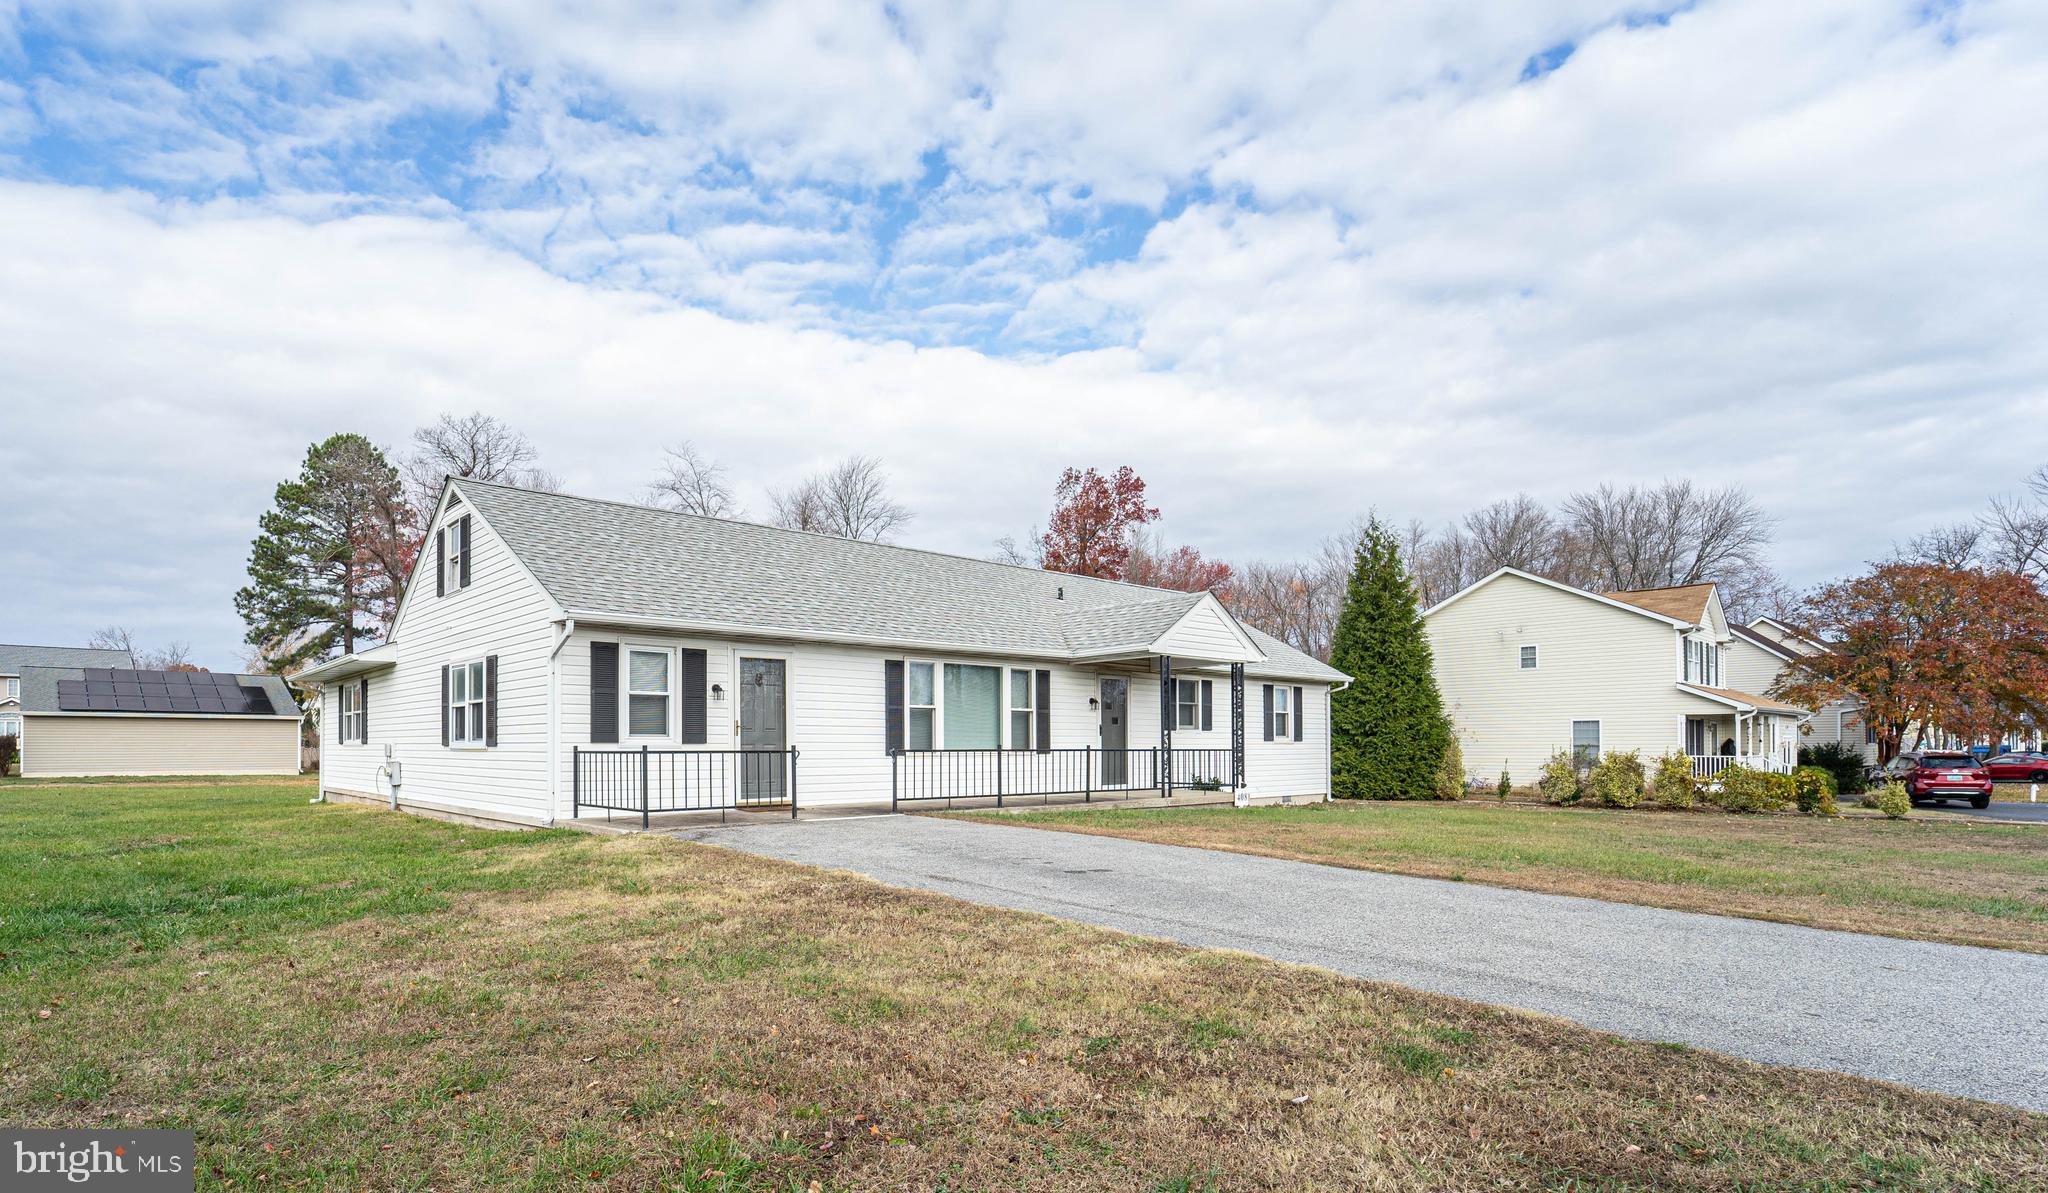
[[1329, 517, 1450, 799], [234, 434, 409, 672]]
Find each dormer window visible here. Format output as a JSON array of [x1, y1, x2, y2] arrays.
[[438, 514, 472, 596]]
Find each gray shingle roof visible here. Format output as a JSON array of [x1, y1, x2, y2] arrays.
[[456, 480, 1346, 682], [18, 667, 298, 717], [0, 644, 134, 675]]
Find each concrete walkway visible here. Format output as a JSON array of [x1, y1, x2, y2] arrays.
[[678, 814, 2048, 1112]]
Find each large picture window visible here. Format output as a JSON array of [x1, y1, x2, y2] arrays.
[[907, 662, 936, 750], [942, 663, 1001, 749], [627, 648, 671, 738], [449, 659, 486, 745]]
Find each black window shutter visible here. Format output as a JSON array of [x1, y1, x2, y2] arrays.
[[435, 529, 446, 598], [679, 648, 707, 745], [359, 678, 369, 742], [458, 515, 472, 588], [1035, 669, 1052, 753], [1262, 684, 1275, 741], [1200, 680, 1213, 731], [1293, 686, 1305, 742], [883, 660, 905, 754], [485, 655, 499, 747], [590, 642, 619, 744], [440, 665, 451, 746]]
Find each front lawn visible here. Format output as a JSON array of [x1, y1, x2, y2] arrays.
[[5, 780, 2044, 1190], [958, 800, 2048, 954]]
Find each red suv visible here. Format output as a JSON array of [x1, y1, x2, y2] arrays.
[[1890, 752, 1993, 809]]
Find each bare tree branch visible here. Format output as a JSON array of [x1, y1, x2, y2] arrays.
[[646, 441, 740, 518], [771, 455, 911, 542], [405, 412, 558, 511]]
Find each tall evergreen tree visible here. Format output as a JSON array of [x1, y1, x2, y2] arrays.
[[234, 434, 408, 672], [1329, 516, 1451, 798]]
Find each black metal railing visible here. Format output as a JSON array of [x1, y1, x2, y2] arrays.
[[889, 747, 1236, 809], [572, 746, 798, 827]]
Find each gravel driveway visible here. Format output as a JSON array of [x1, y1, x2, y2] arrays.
[[681, 814, 2048, 1112]]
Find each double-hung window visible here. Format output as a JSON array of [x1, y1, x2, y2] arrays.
[[1519, 645, 1538, 670], [906, 662, 936, 750], [449, 659, 486, 745], [445, 517, 469, 592], [1009, 668, 1036, 750], [1572, 720, 1601, 768], [338, 683, 364, 744], [3, 677, 18, 700], [1272, 686, 1291, 739], [627, 648, 671, 738], [1175, 679, 1199, 729]]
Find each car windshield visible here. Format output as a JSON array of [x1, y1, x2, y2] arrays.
[[1920, 755, 1980, 769]]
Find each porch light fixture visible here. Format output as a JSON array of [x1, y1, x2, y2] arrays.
[[710, 683, 725, 701], [1088, 696, 1099, 710]]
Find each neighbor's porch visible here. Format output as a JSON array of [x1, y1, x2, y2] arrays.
[[1683, 707, 1801, 778]]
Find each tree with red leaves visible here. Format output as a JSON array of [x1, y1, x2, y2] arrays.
[[1771, 562, 2048, 762], [1127, 539, 1233, 594], [1040, 466, 1159, 580]]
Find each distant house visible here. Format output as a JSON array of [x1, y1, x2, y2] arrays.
[[0, 643, 135, 745], [297, 480, 1346, 829], [1423, 569, 1809, 784], [1725, 618, 1877, 767], [16, 666, 302, 777]]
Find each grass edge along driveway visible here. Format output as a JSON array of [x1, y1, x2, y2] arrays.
[[953, 798, 2048, 954], [4, 777, 2045, 1190]]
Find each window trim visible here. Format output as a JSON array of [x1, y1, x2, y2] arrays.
[[1519, 644, 1539, 670], [1008, 666, 1038, 750], [1570, 718, 1602, 768], [1272, 685, 1291, 741], [448, 657, 487, 749], [622, 643, 676, 742]]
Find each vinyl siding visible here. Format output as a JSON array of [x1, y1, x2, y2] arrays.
[[1427, 572, 1700, 784], [1149, 598, 1251, 662], [1721, 637, 1787, 697], [20, 714, 299, 776], [318, 494, 560, 825]]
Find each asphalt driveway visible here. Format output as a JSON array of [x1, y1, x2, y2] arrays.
[[1914, 799, 2048, 823], [681, 814, 2048, 1112]]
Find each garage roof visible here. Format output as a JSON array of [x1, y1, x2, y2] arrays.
[[20, 667, 299, 718]]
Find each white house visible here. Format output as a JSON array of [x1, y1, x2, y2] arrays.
[[298, 480, 1348, 829], [1423, 568, 1809, 784], [1, 643, 134, 745]]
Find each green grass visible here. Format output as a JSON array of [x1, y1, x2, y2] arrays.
[[956, 799, 2048, 952], [6, 778, 2044, 1191]]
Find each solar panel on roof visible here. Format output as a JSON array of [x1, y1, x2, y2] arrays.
[[50, 668, 283, 716]]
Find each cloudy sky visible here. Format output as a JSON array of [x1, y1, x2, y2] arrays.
[[4, 0, 2045, 668]]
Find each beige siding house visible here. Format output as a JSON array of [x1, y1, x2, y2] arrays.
[[1729, 620, 1878, 767], [16, 666, 301, 777], [1424, 569, 1808, 785], [300, 480, 1346, 829]]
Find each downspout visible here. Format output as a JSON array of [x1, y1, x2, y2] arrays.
[[544, 618, 576, 826], [1327, 677, 1351, 804]]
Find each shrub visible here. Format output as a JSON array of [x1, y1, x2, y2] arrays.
[[1588, 749, 1647, 808], [1651, 752, 1697, 809], [1792, 766, 1839, 816], [1496, 765, 1512, 802], [1871, 780, 1911, 819], [1431, 729, 1466, 801], [1799, 740, 1869, 795], [1713, 765, 1793, 813], [1537, 751, 1582, 804], [0, 733, 15, 777]]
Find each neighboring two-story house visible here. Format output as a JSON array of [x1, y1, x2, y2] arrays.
[[1423, 569, 1809, 785], [1726, 618, 1878, 768], [0, 643, 136, 744]]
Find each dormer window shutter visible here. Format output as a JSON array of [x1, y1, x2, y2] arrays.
[[435, 529, 446, 598], [458, 515, 473, 588]]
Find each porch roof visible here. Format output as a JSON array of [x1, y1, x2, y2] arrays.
[[1676, 682, 1810, 717], [296, 640, 400, 684]]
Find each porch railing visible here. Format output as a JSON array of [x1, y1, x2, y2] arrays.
[[1689, 754, 1793, 780], [890, 747, 1235, 809], [572, 746, 798, 827]]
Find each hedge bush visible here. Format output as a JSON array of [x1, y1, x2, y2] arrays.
[[1588, 749, 1646, 808], [1651, 752, 1697, 809], [1714, 765, 1794, 813], [1792, 765, 1839, 816], [1871, 780, 1911, 819], [1799, 740, 1869, 795], [0, 733, 15, 778], [1432, 729, 1466, 801], [1537, 750, 1582, 804]]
